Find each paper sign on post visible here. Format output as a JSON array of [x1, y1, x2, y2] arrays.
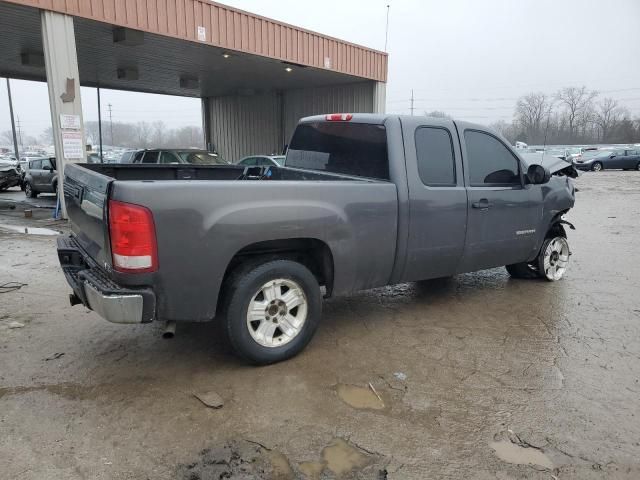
[[62, 132, 84, 159], [60, 114, 81, 130], [197, 26, 206, 41]]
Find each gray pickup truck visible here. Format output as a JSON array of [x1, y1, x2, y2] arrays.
[[58, 114, 577, 364]]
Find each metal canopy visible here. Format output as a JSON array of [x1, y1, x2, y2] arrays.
[[0, 2, 376, 98]]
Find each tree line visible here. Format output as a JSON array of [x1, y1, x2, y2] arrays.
[[428, 86, 639, 146], [1, 120, 203, 150]]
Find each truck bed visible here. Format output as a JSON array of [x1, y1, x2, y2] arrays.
[[79, 163, 372, 182], [63, 162, 399, 322]]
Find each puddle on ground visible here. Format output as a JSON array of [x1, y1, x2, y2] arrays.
[[336, 383, 385, 410], [266, 450, 295, 479], [298, 461, 325, 479], [0, 224, 61, 236], [321, 438, 372, 476], [490, 440, 554, 469]]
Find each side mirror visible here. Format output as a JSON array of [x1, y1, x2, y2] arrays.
[[526, 164, 551, 185], [609, 154, 616, 158], [43, 165, 52, 171]]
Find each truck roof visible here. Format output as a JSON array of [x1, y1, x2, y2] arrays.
[[299, 113, 489, 132]]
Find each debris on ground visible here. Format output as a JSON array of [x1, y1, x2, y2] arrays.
[[194, 390, 224, 409], [176, 440, 278, 479], [44, 353, 65, 361], [0, 282, 28, 294], [393, 372, 407, 381], [7, 321, 25, 329]]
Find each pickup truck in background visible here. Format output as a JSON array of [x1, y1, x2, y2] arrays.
[[57, 114, 577, 364]]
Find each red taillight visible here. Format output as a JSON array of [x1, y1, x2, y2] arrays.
[[108, 199, 158, 273], [325, 113, 353, 121]]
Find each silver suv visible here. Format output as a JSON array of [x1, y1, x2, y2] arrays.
[[24, 157, 57, 198]]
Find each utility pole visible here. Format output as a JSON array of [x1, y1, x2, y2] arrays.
[[107, 103, 114, 146], [384, 4, 390, 52], [16, 116, 23, 146], [97, 86, 103, 162], [410, 89, 415, 116], [5, 78, 20, 161]]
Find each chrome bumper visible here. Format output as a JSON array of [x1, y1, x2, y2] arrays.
[[84, 281, 144, 324]]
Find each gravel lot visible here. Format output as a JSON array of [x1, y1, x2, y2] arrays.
[[1, 172, 639, 479]]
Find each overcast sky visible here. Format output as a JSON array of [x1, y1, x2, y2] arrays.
[[1, 0, 639, 140]]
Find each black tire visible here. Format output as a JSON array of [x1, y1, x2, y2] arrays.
[[591, 161, 603, 172], [505, 262, 540, 279], [24, 182, 37, 198], [636, 162, 640, 171], [222, 259, 322, 365]]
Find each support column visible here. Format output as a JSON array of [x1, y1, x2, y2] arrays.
[[41, 10, 86, 219], [373, 81, 387, 114], [201, 97, 212, 152]]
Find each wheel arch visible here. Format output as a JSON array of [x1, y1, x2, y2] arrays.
[[217, 237, 335, 314]]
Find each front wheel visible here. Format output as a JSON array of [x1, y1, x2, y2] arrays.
[[24, 182, 37, 198], [223, 259, 322, 365], [538, 236, 570, 281], [592, 162, 603, 172]]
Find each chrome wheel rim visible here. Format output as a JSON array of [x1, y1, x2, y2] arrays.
[[25, 183, 31, 196], [542, 237, 570, 281], [593, 163, 602, 171], [246, 278, 307, 348]]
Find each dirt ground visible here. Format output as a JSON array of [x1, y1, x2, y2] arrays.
[[1, 172, 639, 480]]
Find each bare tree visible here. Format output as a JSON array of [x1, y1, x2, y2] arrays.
[[515, 92, 551, 143], [594, 97, 624, 142], [556, 86, 598, 141], [0, 130, 15, 145]]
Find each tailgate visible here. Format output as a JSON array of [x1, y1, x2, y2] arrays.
[[63, 163, 112, 267]]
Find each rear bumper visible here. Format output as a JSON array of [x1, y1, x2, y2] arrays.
[[57, 236, 156, 324]]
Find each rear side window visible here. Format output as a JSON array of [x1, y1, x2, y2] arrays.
[[30, 160, 41, 169], [415, 127, 456, 186], [142, 152, 159, 164], [464, 130, 521, 186], [286, 122, 389, 180]]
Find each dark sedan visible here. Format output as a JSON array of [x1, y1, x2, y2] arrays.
[[575, 149, 640, 171]]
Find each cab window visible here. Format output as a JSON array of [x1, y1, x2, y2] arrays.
[[464, 130, 521, 186]]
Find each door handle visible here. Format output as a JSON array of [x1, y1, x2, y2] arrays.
[[472, 199, 493, 209]]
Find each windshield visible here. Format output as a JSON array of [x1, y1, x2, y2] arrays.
[[176, 151, 228, 165], [568, 147, 582, 154]]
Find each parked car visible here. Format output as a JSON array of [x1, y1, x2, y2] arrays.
[[129, 149, 229, 165], [0, 164, 21, 191], [119, 150, 137, 163], [23, 157, 58, 198], [237, 155, 286, 167], [58, 114, 577, 364], [575, 148, 640, 171]]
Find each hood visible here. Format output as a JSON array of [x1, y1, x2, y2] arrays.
[[519, 152, 581, 178]]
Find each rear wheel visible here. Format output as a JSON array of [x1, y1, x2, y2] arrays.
[[592, 161, 603, 172], [222, 259, 322, 365], [24, 182, 37, 198]]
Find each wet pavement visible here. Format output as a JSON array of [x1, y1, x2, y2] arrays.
[[1, 172, 639, 479]]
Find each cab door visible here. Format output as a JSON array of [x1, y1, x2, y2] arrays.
[[400, 118, 467, 281], [457, 126, 541, 272]]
